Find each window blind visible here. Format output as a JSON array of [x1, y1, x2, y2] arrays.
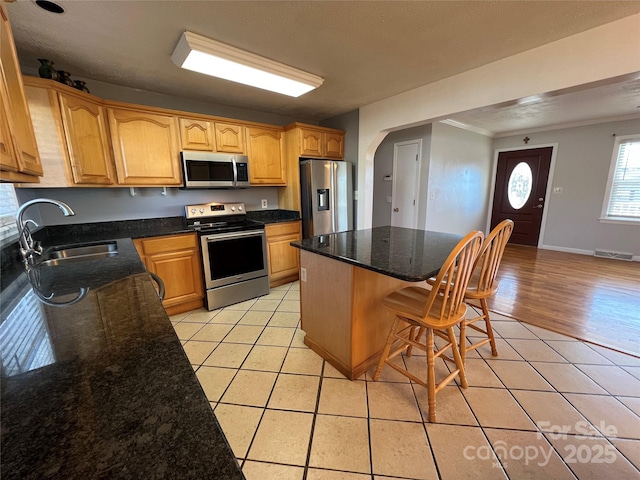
[[607, 139, 640, 219], [0, 183, 19, 241]]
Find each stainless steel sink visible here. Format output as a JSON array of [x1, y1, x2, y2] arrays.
[[39, 242, 118, 266]]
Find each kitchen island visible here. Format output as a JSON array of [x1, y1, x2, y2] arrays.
[[0, 236, 244, 479], [291, 227, 462, 380]]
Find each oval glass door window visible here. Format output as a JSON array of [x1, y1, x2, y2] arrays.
[[507, 162, 533, 210]]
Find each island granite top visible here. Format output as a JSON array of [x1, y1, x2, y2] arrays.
[[0, 237, 243, 479], [291, 226, 463, 282]]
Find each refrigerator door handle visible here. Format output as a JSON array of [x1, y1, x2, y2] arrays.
[[330, 162, 337, 232]]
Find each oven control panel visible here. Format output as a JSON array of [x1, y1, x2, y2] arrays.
[[185, 202, 245, 220]]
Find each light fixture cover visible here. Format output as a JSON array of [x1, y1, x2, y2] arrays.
[[171, 31, 323, 97]]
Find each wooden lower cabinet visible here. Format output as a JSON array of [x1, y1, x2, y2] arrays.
[[133, 233, 204, 316], [265, 221, 301, 287]]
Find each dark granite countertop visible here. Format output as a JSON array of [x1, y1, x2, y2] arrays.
[[0, 235, 244, 479], [291, 226, 463, 282], [246, 209, 300, 224], [28, 211, 300, 247]]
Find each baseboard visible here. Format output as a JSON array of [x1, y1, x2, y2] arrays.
[[539, 244, 639, 262]]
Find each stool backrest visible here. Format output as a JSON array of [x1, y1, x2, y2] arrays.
[[470, 219, 514, 294], [422, 230, 484, 321]]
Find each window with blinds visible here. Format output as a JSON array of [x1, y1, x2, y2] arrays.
[[0, 183, 19, 241], [602, 135, 640, 222]]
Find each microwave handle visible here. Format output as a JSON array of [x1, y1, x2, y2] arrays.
[[232, 158, 238, 187]]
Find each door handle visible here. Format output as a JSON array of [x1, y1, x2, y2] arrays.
[[393, 208, 399, 212]]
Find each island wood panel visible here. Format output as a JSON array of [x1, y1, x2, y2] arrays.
[[300, 250, 354, 372], [350, 266, 413, 374], [299, 250, 415, 379], [488, 244, 640, 357]]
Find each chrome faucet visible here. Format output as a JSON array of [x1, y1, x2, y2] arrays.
[[15, 198, 75, 264]]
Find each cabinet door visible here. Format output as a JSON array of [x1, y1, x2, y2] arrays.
[[133, 234, 204, 314], [266, 221, 301, 287], [324, 132, 345, 159], [215, 122, 245, 153], [0, 4, 42, 176], [299, 127, 323, 157], [59, 93, 115, 184], [179, 117, 215, 151], [246, 126, 286, 185], [0, 85, 17, 171], [108, 108, 182, 185]]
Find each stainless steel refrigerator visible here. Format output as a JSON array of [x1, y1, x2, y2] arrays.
[[300, 159, 353, 238]]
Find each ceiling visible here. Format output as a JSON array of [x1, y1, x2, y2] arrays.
[[6, 1, 640, 134]]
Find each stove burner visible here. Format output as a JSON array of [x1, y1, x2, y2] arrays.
[[184, 202, 263, 234]]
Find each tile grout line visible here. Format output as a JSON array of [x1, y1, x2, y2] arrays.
[[402, 354, 444, 480], [229, 285, 293, 473], [364, 365, 376, 480], [175, 287, 640, 478], [301, 360, 325, 480]]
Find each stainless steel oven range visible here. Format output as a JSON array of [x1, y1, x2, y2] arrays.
[[185, 202, 269, 310]]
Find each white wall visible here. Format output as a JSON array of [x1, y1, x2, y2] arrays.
[[16, 187, 279, 226], [372, 124, 431, 228], [427, 122, 493, 235], [357, 14, 640, 229], [493, 118, 640, 256]]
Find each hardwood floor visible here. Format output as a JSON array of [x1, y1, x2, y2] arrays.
[[486, 244, 640, 357]]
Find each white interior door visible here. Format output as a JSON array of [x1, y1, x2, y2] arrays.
[[391, 141, 420, 228]]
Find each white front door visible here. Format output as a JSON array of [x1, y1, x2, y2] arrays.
[[391, 140, 421, 228]]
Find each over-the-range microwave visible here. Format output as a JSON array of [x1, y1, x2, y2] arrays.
[[181, 151, 250, 189]]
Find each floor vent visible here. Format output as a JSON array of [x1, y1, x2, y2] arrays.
[[594, 249, 633, 261]]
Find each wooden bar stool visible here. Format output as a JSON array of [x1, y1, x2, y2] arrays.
[[372, 230, 484, 423], [461, 219, 514, 363]]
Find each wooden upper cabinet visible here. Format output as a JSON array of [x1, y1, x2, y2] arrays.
[[0, 84, 18, 172], [0, 4, 42, 179], [294, 124, 345, 160], [324, 132, 344, 159], [179, 118, 245, 154], [246, 126, 285, 185], [59, 93, 115, 184], [299, 127, 323, 157], [215, 122, 245, 153], [108, 108, 182, 186], [179, 117, 215, 151]]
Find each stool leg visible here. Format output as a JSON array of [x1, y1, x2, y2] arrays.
[[448, 326, 468, 389], [406, 325, 417, 357], [373, 316, 400, 381], [481, 298, 498, 356], [426, 327, 436, 422], [459, 319, 468, 365]]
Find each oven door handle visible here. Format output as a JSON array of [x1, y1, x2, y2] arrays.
[[205, 231, 264, 242]]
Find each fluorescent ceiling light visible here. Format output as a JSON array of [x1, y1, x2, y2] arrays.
[[171, 31, 323, 97]]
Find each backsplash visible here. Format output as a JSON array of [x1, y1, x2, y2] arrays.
[[15, 186, 280, 226]]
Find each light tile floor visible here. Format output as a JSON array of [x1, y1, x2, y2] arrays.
[[170, 281, 640, 480]]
